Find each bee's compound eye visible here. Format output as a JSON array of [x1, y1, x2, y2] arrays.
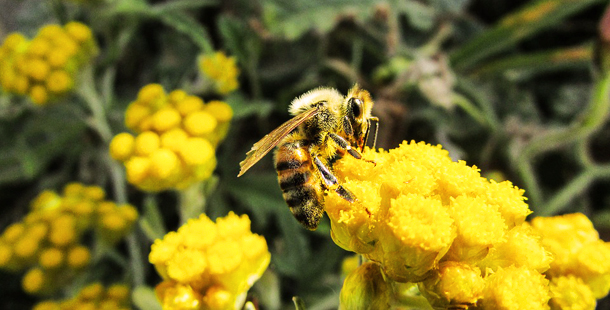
[[349, 98, 363, 117]]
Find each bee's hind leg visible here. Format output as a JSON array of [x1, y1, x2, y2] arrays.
[[313, 157, 356, 203]]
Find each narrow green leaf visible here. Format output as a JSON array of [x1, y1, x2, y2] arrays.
[[139, 195, 167, 241], [293, 296, 308, 310], [473, 44, 593, 79], [132, 285, 163, 310], [152, 0, 220, 12], [451, 0, 603, 70]]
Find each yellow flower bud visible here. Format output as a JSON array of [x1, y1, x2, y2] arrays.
[[109, 132, 135, 161], [183, 110, 217, 137], [67, 245, 90, 269], [160, 128, 189, 153], [155, 282, 203, 310], [549, 275, 595, 310], [174, 95, 204, 116], [79, 282, 104, 301], [419, 261, 485, 309], [30, 85, 49, 105], [479, 266, 550, 310], [204, 100, 233, 123], [167, 89, 188, 105], [2, 222, 25, 243], [22, 267, 48, 294], [27, 58, 50, 81], [46, 70, 72, 93], [149, 148, 180, 180], [32, 301, 61, 310], [125, 156, 152, 185], [202, 285, 232, 310], [136, 83, 165, 108], [134, 131, 160, 156], [152, 107, 182, 133], [39, 247, 64, 269], [445, 195, 506, 263], [12, 74, 29, 95], [177, 137, 214, 166], [339, 262, 392, 310], [28, 38, 51, 58], [64, 22, 93, 44], [106, 283, 131, 302], [47, 49, 71, 68], [124, 103, 151, 131]]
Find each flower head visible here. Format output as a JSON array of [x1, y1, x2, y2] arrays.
[[111, 84, 232, 192], [198, 52, 240, 95], [0, 22, 97, 105], [150, 212, 270, 310], [0, 183, 137, 295]]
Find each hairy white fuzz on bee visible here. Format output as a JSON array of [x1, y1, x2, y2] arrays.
[[289, 87, 344, 116]]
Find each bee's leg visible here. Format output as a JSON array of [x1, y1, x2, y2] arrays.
[[312, 156, 356, 203], [327, 132, 375, 164]]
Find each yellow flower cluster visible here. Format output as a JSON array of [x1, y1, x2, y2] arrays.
[[0, 183, 137, 295], [33, 282, 131, 310], [198, 52, 240, 95], [0, 22, 98, 105], [149, 212, 270, 310], [532, 213, 610, 309], [110, 84, 233, 192], [328, 141, 543, 309]]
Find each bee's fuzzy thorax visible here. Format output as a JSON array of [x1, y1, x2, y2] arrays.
[[289, 87, 343, 116]]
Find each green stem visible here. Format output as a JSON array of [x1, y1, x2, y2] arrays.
[[76, 65, 113, 143], [541, 164, 610, 216], [455, 77, 500, 131], [517, 73, 610, 211], [452, 93, 488, 127], [127, 233, 145, 286], [178, 181, 207, 224], [152, 0, 220, 12]]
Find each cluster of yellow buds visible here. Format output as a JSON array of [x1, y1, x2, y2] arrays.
[[110, 84, 233, 192], [198, 51, 240, 95], [0, 183, 137, 295], [531, 213, 610, 309], [33, 282, 131, 310], [328, 141, 610, 309], [149, 212, 270, 310], [0, 22, 98, 105]]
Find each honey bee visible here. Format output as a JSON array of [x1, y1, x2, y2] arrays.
[[238, 85, 378, 230]]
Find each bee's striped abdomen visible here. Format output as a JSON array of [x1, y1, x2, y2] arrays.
[[274, 139, 324, 230]]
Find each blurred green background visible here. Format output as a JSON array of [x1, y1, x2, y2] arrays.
[[1, 0, 610, 309]]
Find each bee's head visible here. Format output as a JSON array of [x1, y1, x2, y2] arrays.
[[344, 84, 375, 149]]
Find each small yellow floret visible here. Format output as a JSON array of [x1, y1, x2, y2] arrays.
[[134, 131, 160, 156], [64, 22, 93, 44], [419, 261, 485, 308], [109, 133, 135, 161], [204, 101, 233, 122], [46, 70, 72, 93], [22, 267, 47, 294], [27, 58, 50, 81], [30, 85, 49, 105], [79, 282, 104, 301], [152, 107, 182, 132], [178, 137, 214, 166], [136, 83, 165, 107], [159, 128, 189, 153], [549, 275, 595, 310], [67, 245, 91, 268], [202, 285, 232, 310], [183, 110, 217, 136], [2, 222, 25, 243], [124, 103, 151, 131], [480, 266, 550, 310], [174, 95, 204, 116], [32, 301, 61, 310], [39, 247, 64, 269], [106, 283, 131, 301]]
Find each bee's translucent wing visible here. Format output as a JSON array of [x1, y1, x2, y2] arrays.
[[238, 106, 320, 177]]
